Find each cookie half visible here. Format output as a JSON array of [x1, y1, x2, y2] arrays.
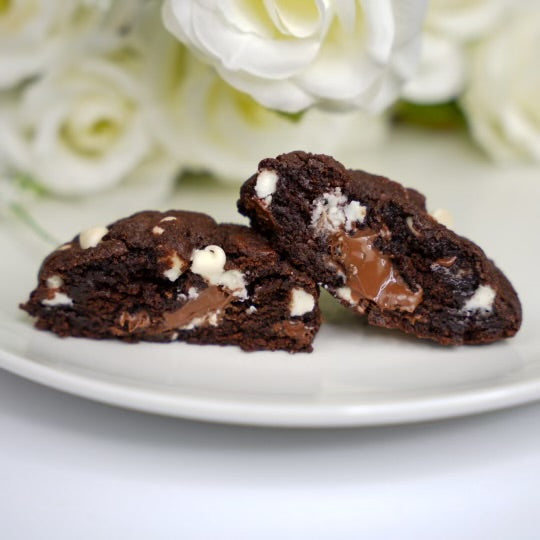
[[238, 151, 522, 345], [21, 210, 320, 352]]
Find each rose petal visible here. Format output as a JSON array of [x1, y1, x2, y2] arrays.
[[161, 0, 193, 43], [333, 0, 357, 34], [401, 33, 465, 103], [296, 16, 379, 102], [427, 0, 507, 42], [217, 0, 277, 38], [385, 0, 425, 86], [218, 66, 314, 112], [270, 0, 324, 38], [176, 54, 388, 180], [361, 0, 394, 64], [191, 2, 321, 78], [501, 105, 540, 161]]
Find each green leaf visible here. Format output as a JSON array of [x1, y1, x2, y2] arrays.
[[175, 168, 218, 188], [12, 173, 49, 196], [392, 100, 466, 131], [274, 109, 307, 123], [9, 202, 59, 245]]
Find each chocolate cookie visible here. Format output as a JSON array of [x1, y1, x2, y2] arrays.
[[238, 151, 522, 345], [21, 210, 321, 352]]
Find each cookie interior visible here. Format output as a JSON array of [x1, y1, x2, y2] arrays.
[[239, 151, 521, 345]]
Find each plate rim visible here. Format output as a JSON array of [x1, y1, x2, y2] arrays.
[[1, 346, 540, 427], [3, 139, 538, 428]]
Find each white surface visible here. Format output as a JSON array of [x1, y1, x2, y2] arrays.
[[1, 127, 539, 537], [1, 130, 539, 426], [2, 368, 540, 540]]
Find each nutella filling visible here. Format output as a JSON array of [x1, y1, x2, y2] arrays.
[[162, 286, 234, 330], [333, 229, 422, 312]]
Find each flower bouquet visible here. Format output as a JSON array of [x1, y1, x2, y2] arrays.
[[0, 0, 538, 210]]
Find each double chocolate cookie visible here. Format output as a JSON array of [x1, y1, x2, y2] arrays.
[[21, 210, 321, 352], [238, 151, 522, 345]]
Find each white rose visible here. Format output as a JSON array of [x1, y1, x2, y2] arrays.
[[171, 55, 388, 182], [162, 0, 427, 114], [0, 4, 184, 196], [0, 57, 152, 195], [461, 7, 540, 162], [402, 0, 507, 103]]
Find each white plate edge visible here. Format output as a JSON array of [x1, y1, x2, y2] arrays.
[[1, 347, 540, 428]]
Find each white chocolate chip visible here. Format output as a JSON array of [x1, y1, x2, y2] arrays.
[[430, 208, 454, 229], [246, 305, 257, 314], [180, 318, 200, 330], [163, 252, 186, 282], [190, 245, 248, 299], [170, 332, 179, 341], [255, 169, 278, 202], [46, 275, 64, 289], [191, 245, 226, 277], [344, 201, 367, 229], [290, 288, 315, 317], [337, 286, 354, 304], [42, 292, 73, 307], [311, 188, 366, 234], [463, 284, 496, 314], [152, 226, 164, 235], [57, 244, 72, 251], [180, 309, 221, 330], [79, 226, 108, 249], [160, 216, 177, 222], [218, 269, 245, 293]]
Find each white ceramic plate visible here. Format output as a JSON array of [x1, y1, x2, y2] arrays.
[[1, 130, 539, 427]]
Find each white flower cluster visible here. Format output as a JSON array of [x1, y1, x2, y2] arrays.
[[402, 0, 540, 163], [0, 1, 181, 196], [0, 0, 427, 195], [0, 0, 538, 199], [163, 0, 426, 114]]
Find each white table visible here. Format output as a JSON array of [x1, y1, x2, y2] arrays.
[[1, 368, 539, 540]]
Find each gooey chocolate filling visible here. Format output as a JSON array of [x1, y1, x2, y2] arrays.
[[332, 228, 423, 312], [162, 286, 234, 330]]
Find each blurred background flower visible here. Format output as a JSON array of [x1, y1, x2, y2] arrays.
[[0, 0, 142, 89], [173, 53, 388, 181], [0, 53, 158, 195], [402, 0, 507, 104], [462, 5, 540, 162], [0, 0, 539, 219], [0, 1, 181, 195]]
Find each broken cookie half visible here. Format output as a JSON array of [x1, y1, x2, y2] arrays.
[[21, 210, 320, 352], [238, 151, 522, 345]]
